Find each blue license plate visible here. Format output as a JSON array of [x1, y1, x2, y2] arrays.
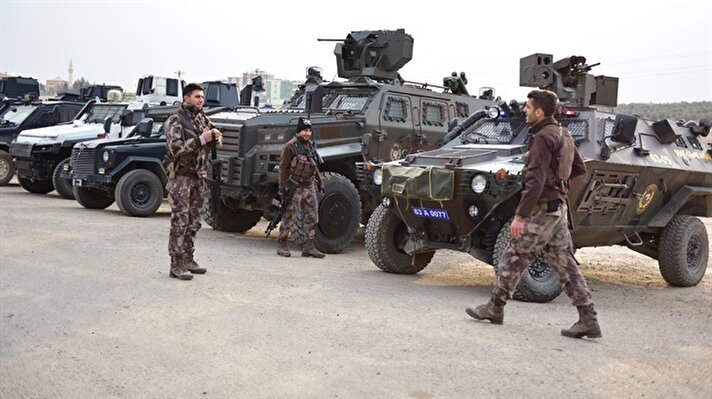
[[411, 206, 449, 220]]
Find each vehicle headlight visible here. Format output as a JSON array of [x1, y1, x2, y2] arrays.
[[373, 168, 383, 185], [487, 106, 500, 119], [471, 174, 487, 193], [382, 196, 392, 208], [468, 205, 479, 218], [102, 150, 111, 162]]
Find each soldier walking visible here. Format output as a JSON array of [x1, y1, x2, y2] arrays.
[[276, 117, 326, 259], [165, 83, 222, 280], [466, 90, 602, 339]]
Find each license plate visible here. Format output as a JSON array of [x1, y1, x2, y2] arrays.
[[411, 206, 449, 220], [73, 179, 82, 187]]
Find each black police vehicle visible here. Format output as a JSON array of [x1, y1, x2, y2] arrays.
[[0, 76, 40, 101], [0, 99, 84, 185], [69, 81, 245, 216]]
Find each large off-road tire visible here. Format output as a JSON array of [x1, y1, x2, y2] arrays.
[[115, 169, 164, 217], [492, 220, 562, 303], [0, 150, 15, 185], [52, 158, 74, 199], [658, 215, 709, 287], [202, 186, 263, 233], [365, 204, 435, 274], [73, 186, 114, 209], [291, 172, 361, 254], [18, 176, 54, 194]]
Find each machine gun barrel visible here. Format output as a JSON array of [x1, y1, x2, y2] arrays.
[[317, 38, 345, 42]]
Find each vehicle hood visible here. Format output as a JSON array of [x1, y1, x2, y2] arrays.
[[75, 135, 153, 150], [14, 122, 102, 144], [385, 144, 527, 174]]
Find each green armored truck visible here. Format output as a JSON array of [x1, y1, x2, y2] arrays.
[[205, 29, 499, 253], [366, 53, 711, 302]]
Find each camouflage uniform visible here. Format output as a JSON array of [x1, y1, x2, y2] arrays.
[[165, 103, 212, 278], [277, 135, 324, 257], [467, 116, 601, 338]]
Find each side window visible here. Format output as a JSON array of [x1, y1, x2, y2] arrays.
[[384, 96, 408, 122], [455, 101, 469, 118], [142, 76, 153, 95], [166, 79, 179, 97], [136, 78, 143, 96], [423, 101, 446, 127]]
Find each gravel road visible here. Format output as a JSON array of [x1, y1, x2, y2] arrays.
[[1, 183, 710, 398]]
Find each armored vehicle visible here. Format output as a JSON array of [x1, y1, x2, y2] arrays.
[[135, 75, 184, 105], [0, 99, 83, 185], [205, 29, 499, 253], [0, 76, 40, 101], [69, 82, 254, 217], [10, 98, 150, 198], [366, 53, 712, 302]]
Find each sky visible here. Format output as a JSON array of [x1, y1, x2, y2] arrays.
[[0, 0, 710, 104]]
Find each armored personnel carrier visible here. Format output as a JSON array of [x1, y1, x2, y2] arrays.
[[205, 29, 499, 253], [366, 53, 712, 302]]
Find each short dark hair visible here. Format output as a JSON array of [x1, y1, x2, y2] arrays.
[[527, 89, 558, 117], [183, 83, 204, 97]]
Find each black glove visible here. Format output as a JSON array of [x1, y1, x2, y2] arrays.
[[278, 188, 287, 198]]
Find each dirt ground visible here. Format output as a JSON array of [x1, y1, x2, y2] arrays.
[[1, 183, 711, 398]]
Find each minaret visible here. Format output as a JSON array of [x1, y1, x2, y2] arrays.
[[68, 59, 74, 86]]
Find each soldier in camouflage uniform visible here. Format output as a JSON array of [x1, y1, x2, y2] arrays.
[[466, 90, 602, 339], [276, 117, 326, 259], [165, 83, 222, 280]]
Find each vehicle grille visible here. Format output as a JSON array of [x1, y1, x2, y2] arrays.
[[70, 148, 96, 176], [9, 142, 33, 159]]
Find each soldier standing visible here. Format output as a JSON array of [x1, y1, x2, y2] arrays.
[[466, 90, 602, 339], [165, 83, 222, 280], [276, 117, 326, 259]]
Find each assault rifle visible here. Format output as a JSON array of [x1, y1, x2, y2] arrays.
[[265, 180, 299, 238]]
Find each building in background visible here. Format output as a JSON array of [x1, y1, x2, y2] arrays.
[[45, 77, 68, 95], [228, 69, 301, 107]]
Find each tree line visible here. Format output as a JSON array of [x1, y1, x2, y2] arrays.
[[614, 101, 712, 121]]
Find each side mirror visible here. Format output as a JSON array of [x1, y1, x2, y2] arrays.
[[135, 118, 154, 137], [103, 116, 113, 135], [361, 133, 372, 160]]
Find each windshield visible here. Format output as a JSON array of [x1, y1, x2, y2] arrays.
[[0, 104, 38, 126], [460, 118, 527, 144], [78, 104, 127, 124], [288, 88, 374, 112]]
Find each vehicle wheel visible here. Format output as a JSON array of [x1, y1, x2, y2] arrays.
[[202, 183, 262, 232], [365, 204, 435, 273], [18, 176, 54, 194], [291, 172, 361, 254], [115, 169, 164, 217], [52, 158, 75, 199], [658, 215, 709, 287], [0, 150, 15, 185], [492, 220, 562, 303], [73, 186, 114, 209]]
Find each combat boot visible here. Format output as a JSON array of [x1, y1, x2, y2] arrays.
[[302, 240, 325, 259], [561, 304, 602, 339], [466, 295, 505, 324], [169, 256, 193, 281], [184, 254, 207, 274], [277, 238, 291, 257]]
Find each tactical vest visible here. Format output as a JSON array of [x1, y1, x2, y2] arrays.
[[547, 125, 575, 193], [289, 140, 318, 186]]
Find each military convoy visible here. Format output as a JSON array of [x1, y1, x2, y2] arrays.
[[366, 53, 711, 302], [204, 29, 500, 253]]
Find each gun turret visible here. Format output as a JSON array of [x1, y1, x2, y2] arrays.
[[321, 29, 413, 82], [519, 53, 619, 107]]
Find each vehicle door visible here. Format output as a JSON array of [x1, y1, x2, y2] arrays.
[[414, 98, 451, 153], [377, 93, 415, 161]]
